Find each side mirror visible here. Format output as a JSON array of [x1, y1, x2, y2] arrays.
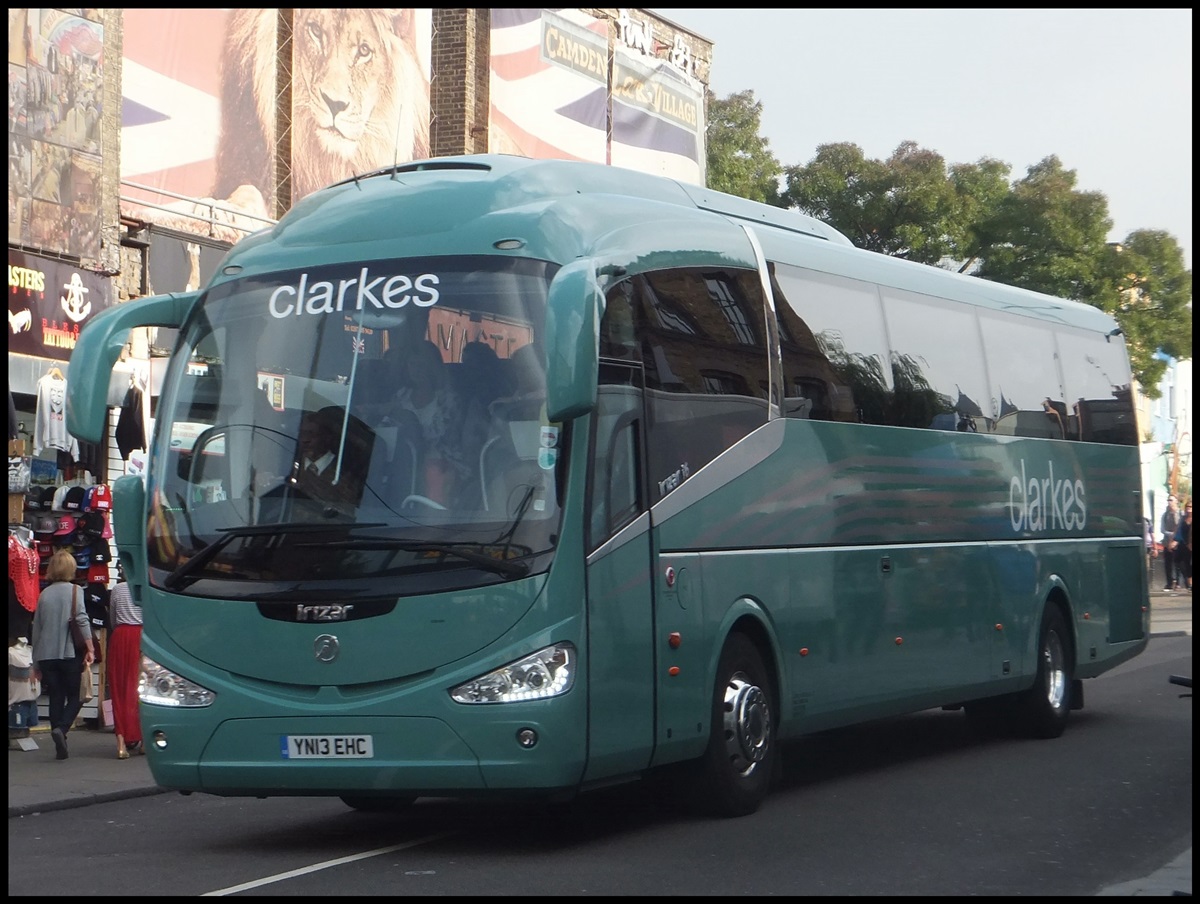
[[111, 475, 147, 588], [67, 292, 197, 442], [545, 260, 602, 423]]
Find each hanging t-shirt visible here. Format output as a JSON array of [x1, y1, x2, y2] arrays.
[[34, 371, 79, 459], [116, 385, 147, 461]]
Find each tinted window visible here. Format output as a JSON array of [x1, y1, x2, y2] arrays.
[[1056, 328, 1138, 445], [604, 269, 768, 504], [773, 263, 890, 424], [979, 312, 1068, 439], [588, 361, 644, 550], [881, 289, 990, 432]]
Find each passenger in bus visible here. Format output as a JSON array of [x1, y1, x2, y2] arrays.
[[384, 340, 479, 506], [481, 343, 552, 515], [488, 343, 546, 417], [457, 340, 510, 412]]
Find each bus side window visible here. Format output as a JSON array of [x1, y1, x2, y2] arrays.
[[588, 362, 644, 551], [771, 264, 887, 424], [632, 269, 769, 502]]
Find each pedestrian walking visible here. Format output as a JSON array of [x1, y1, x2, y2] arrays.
[[1172, 500, 1192, 593], [1160, 496, 1182, 590], [106, 566, 144, 758], [31, 548, 95, 760]]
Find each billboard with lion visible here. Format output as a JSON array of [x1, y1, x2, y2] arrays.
[[121, 9, 432, 241]]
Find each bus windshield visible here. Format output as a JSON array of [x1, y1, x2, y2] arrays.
[[145, 254, 563, 597]]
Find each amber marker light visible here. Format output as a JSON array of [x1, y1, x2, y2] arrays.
[[668, 666, 681, 676]]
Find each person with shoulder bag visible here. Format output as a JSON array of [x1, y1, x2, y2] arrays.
[[31, 549, 95, 760]]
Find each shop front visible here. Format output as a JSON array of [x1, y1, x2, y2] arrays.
[[8, 249, 130, 734]]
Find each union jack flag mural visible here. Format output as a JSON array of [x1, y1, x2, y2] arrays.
[[489, 8, 705, 184]]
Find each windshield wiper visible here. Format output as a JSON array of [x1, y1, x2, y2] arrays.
[[164, 522, 383, 590], [319, 537, 532, 578]]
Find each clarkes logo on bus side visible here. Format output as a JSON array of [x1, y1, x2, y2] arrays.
[[268, 268, 440, 318], [1008, 460, 1087, 532]]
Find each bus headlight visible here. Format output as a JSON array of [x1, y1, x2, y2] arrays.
[[139, 655, 217, 707], [449, 642, 576, 704]]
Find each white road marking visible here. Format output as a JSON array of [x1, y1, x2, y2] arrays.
[[201, 832, 454, 895]]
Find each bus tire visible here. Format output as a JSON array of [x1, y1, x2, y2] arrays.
[[340, 795, 417, 814], [694, 633, 776, 817], [1013, 604, 1073, 739]]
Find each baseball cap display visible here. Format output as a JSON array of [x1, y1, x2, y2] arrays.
[[87, 485, 112, 512], [73, 549, 92, 569], [89, 542, 111, 564], [53, 514, 76, 536], [39, 486, 58, 510], [62, 486, 87, 511], [86, 563, 110, 585], [24, 488, 41, 511], [52, 485, 70, 511], [101, 516, 113, 539], [32, 513, 58, 535], [84, 582, 110, 623], [76, 511, 106, 539]]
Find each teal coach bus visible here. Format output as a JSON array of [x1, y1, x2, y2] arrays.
[[67, 155, 1148, 817]]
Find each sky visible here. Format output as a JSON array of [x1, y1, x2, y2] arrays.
[[651, 9, 1193, 269]]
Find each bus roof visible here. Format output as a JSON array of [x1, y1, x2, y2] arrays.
[[225, 154, 1119, 337]]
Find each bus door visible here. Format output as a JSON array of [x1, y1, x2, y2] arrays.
[[582, 360, 657, 781]]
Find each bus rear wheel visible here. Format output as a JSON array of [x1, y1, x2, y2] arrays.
[[1013, 605, 1073, 739], [693, 633, 776, 817], [340, 795, 417, 814]]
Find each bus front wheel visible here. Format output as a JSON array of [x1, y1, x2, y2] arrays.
[[694, 633, 776, 817]]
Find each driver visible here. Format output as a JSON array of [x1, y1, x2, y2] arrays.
[[294, 408, 361, 506]]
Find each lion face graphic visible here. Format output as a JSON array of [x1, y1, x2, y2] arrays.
[[212, 8, 431, 213]]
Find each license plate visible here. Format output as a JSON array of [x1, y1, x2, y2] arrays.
[[281, 735, 374, 759]]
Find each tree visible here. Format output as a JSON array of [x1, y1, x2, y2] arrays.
[[971, 158, 1190, 392], [1103, 231, 1193, 394], [704, 89, 783, 205], [705, 91, 1192, 387], [781, 141, 1011, 266], [945, 157, 1015, 272], [972, 156, 1115, 303]]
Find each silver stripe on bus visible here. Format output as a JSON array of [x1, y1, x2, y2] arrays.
[[586, 511, 651, 565], [668, 535, 1142, 557], [650, 418, 786, 525]]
